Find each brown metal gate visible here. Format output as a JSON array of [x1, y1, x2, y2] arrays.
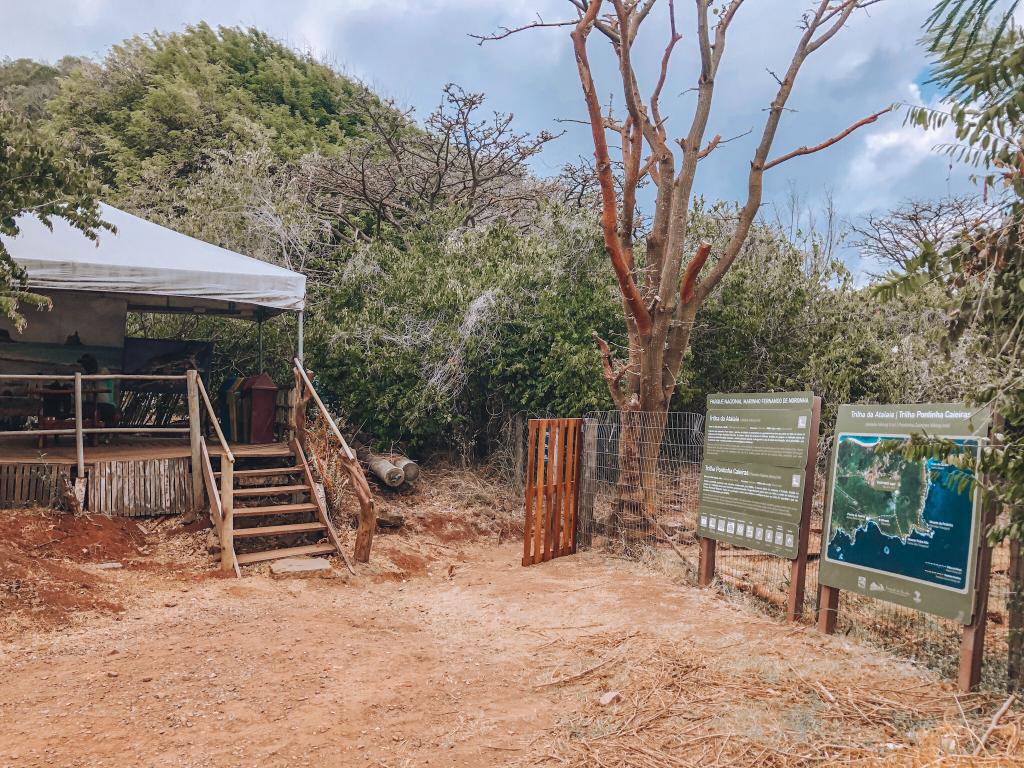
[[523, 418, 582, 566]]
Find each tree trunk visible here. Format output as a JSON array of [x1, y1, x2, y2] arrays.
[[612, 404, 669, 556]]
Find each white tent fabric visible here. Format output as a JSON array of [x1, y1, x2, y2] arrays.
[[1, 203, 305, 315]]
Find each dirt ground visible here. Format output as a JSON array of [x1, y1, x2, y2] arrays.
[[1, 474, 1023, 767]]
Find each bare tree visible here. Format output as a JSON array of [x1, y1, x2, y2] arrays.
[[479, 0, 890, 548], [303, 84, 559, 241], [852, 195, 987, 273]]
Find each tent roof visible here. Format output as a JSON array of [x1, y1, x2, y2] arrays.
[[1, 203, 305, 316]]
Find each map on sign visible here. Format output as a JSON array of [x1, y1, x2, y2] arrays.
[[826, 435, 978, 592], [818, 403, 990, 623]]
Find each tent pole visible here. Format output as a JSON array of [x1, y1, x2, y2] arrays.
[[297, 310, 304, 365], [257, 315, 264, 372]]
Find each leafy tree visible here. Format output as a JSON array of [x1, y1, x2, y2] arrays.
[[309, 206, 621, 454], [880, 3, 1023, 545], [0, 57, 83, 119], [0, 107, 110, 330], [45, 24, 377, 191]]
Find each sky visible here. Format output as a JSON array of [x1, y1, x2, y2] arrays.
[[0, 0, 999, 276]]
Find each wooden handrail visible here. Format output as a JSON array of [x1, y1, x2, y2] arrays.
[[194, 374, 234, 464], [0, 374, 189, 381], [293, 359, 355, 460]]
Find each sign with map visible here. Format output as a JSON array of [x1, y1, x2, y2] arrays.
[[819, 404, 991, 623], [698, 392, 815, 559]]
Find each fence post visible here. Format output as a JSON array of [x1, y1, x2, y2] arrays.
[[186, 370, 204, 510], [698, 538, 716, 586], [220, 459, 234, 572], [578, 417, 597, 549], [959, 495, 997, 691], [817, 585, 840, 634], [73, 371, 85, 479], [787, 396, 821, 621], [1008, 539, 1023, 691]]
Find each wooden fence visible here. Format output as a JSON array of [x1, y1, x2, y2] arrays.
[[523, 418, 583, 566]]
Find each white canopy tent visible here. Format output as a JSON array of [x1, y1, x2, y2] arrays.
[[1, 203, 307, 359]]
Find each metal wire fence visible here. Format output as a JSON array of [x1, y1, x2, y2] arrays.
[[573, 409, 1020, 692], [576, 411, 704, 557]]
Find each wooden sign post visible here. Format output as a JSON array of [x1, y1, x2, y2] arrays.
[[787, 398, 821, 621], [696, 392, 821, 623]]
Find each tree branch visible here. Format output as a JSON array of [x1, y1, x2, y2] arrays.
[[572, 0, 652, 337], [593, 332, 627, 409], [679, 241, 712, 304], [469, 14, 578, 45], [763, 106, 892, 170]]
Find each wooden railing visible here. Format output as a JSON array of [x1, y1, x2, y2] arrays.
[[292, 359, 376, 562], [189, 370, 238, 576], [0, 372, 191, 477]]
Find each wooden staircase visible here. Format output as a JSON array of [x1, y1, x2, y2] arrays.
[[210, 439, 346, 568]]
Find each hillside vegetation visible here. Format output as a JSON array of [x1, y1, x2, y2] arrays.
[[0, 24, 979, 457]]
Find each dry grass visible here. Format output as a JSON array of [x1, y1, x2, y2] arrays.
[[518, 632, 1024, 767]]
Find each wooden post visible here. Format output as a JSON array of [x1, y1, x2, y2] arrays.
[[787, 396, 821, 621], [523, 419, 537, 566], [1007, 539, 1023, 691], [186, 370, 204, 510], [959, 496, 997, 691], [958, 418, 1001, 692], [577, 417, 597, 549], [698, 537, 716, 586], [817, 584, 840, 634], [220, 459, 234, 572], [569, 419, 583, 554], [73, 372, 85, 478]]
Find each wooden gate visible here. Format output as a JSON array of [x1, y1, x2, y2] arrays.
[[523, 418, 582, 566]]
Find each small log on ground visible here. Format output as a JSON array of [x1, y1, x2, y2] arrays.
[[366, 453, 404, 487], [393, 456, 419, 483]]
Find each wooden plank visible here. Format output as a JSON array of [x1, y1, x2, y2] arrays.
[[220, 460, 235, 573], [232, 522, 327, 538], [531, 421, 545, 565], [218, 465, 303, 478], [73, 372, 84, 478], [235, 542, 336, 565], [541, 420, 557, 563], [522, 419, 538, 567], [558, 419, 570, 556], [563, 419, 579, 556], [233, 484, 309, 497], [186, 369, 204, 511], [232, 502, 317, 517], [543, 420, 560, 563]]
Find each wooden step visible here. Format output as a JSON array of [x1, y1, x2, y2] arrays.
[[216, 465, 302, 478], [233, 522, 327, 538], [235, 543, 337, 565], [233, 502, 318, 518], [214, 443, 294, 459], [233, 484, 309, 497]]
